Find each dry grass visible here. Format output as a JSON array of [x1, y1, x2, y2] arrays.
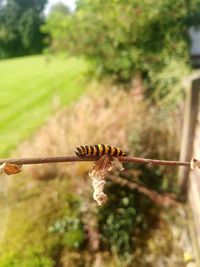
[[17, 83, 179, 180], [17, 85, 137, 179]]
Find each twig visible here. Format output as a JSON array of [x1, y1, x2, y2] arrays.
[[0, 155, 191, 167], [108, 174, 179, 207], [0, 156, 95, 165]]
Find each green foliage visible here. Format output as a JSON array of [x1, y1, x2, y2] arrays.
[[49, 215, 85, 250], [48, 2, 70, 15], [0, 176, 84, 266], [0, 248, 54, 267], [100, 194, 137, 255], [49, 197, 85, 250], [18, 8, 44, 53], [43, 0, 200, 102], [41, 3, 71, 52], [0, 0, 47, 58], [99, 167, 162, 257], [62, 228, 85, 250]]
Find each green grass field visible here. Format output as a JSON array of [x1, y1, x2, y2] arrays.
[[0, 55, 87, 157]]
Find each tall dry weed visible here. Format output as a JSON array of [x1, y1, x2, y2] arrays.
[[17, 84, 179, 180]]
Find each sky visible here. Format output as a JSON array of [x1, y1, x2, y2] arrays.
[[45, 0, 76, 15]]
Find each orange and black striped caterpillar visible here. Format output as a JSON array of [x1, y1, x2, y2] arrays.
[[75, 144, 126, 158]]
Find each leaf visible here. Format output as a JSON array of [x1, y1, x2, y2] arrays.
[[3, 163, 22, 175]]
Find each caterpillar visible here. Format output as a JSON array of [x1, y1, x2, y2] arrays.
[[75, 144, 126, 158]]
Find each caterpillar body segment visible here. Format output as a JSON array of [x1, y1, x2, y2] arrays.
[[75, 144, 126, 158]]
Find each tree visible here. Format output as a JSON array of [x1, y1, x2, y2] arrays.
[[49, 2, 70, 15], [41, 2, 70, 52], [43, 0, 200, 103], [0, 0, 47, 58]]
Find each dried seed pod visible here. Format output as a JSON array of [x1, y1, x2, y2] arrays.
[[89, 155, 124, 205]]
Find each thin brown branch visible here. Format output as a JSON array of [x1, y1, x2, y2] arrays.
[[0, 155, 191, 167], [108, 174, 179, 207]]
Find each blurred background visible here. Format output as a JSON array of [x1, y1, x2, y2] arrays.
[[0, 0, 200, 266]]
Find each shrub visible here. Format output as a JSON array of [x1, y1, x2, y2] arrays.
[[49, 216, 85, 250], [0, 248, 54, 267], [43, 0, 200, 102]]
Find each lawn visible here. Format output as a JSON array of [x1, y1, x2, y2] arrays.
[[0, 55, 87, 157]]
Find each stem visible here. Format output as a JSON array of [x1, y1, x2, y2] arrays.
[[0, 155, 190, 167]]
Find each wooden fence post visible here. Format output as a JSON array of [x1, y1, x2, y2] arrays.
[[178, 76, 200, 196]]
